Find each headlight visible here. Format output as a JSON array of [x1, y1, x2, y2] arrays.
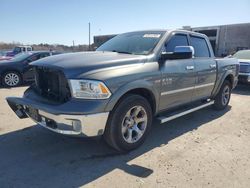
[[69, 79, 111, 99]]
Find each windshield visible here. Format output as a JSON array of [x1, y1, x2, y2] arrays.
[[96, 31, 165, 55], [233, 50, 250, 60], [11, 52, 33, 61]]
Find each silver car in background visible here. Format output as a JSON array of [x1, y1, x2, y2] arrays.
[[233, 50, 250, 83]]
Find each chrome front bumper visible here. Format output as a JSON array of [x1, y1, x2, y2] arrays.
[[32, 110, 109, 137], [7, 97, 109, 137]]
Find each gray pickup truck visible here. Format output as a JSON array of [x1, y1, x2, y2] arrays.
[[7, 30, 239, 151]]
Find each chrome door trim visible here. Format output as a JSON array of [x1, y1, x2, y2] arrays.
[[161, 82, 214, 96], [194, 83, 214, 89]]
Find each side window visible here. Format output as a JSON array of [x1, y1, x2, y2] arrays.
[[190, 36, 210, 57], [27, 48, 32, 52], [39, 53, 50, 59], [165, 34, 189, 52], [27, 54, 39, 63]]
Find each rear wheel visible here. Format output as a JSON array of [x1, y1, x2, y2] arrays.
[[213, 80, 232, 110], [2, 71, 22, 87], [104, 94, 152, 152]]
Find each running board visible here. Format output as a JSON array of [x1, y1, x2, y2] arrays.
[[157, 100, 215, 124]]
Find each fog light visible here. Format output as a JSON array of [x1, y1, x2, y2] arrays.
[[72, 120, 82, 132]]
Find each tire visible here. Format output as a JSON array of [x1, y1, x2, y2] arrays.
[[213, 80, 232, 110], [2, 71, 22, 87], [104, 94, 153, 152]]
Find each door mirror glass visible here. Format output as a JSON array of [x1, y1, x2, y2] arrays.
[[161, 46, 194, 60]]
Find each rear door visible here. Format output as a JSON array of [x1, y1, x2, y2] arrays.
[[190, 35, 217, 100], [159, 34, 196, 111]]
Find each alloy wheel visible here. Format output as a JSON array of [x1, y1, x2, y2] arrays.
[[121, 105, 148, 144], [4, 73, 20, 87], [222, 85, 230, 106]]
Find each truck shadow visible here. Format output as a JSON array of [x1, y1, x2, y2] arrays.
[[0, 106, 231, 187], [232, 84, 250, 95]]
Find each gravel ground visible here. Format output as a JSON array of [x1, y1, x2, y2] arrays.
[[0, 85, 249, 188]]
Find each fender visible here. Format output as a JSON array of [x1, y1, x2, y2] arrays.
[[104, 79, 160, 114]]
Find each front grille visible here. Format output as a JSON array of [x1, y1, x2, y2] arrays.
[[239, 63, 250, 73], [33, 67, 71, 103]]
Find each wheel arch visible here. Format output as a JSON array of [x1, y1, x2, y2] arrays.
[[105, 81, 159, 115], [212, 72, 234, 98], [224, 74, 234, 87]]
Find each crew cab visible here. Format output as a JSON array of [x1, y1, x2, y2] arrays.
[[7, 30, 239, 151]]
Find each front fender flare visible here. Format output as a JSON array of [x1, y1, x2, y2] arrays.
[[104, 80, 160, 114]]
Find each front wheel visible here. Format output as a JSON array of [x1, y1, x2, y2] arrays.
[[213, 80, 232, 110], [104, 94, 152, 152]]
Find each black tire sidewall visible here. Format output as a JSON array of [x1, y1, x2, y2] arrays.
[[214, 80, 231, 110], [2, 71, 22, 87], [106, 95, 152, 151]]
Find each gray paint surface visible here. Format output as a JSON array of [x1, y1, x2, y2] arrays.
[[7, 30, 239, 117]]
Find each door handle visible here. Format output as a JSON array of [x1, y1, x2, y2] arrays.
[[210, 64, 216, 68], [186, 65, 194, 70]]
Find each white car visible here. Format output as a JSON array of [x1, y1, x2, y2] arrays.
[[233, 50, 250, 83]]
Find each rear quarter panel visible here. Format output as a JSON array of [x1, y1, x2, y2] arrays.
[[212, 58, 239, 97]]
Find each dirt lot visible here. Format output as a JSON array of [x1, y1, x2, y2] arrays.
[[0, 85, 250, 188]]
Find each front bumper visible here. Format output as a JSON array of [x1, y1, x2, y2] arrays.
[[6, 97, 109, 137], [238, 72, 250, 83]]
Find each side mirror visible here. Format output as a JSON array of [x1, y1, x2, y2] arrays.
[[161, 46, 194, 60]]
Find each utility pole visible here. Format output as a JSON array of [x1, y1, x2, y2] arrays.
[[88, 22, 91, 51], [72, 40, 75, 51]]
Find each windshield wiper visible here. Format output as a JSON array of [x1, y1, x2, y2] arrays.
[[112, 50, 133, 54]]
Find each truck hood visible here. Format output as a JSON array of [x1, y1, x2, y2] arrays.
[[31, 51, 148, 78]]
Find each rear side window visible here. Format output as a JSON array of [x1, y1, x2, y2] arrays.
[[165, 34, 189, 52], [190, 36, 210, 57], [26, 54, 39, 63], [39, 53, 50, 58]]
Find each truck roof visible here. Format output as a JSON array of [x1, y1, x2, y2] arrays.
[[122, 29, 208, 38]]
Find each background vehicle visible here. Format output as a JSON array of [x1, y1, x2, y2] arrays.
[[0, 51, 12, 61], [232, 50, 250, 83], [7, 30, 239, 151], [6, 46, 33, 57], [0, 51, 57, 87]]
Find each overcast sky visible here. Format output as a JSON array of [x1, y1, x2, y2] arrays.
[[1, 0, 250, 45]]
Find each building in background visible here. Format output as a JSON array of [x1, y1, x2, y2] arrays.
[[94, 23, 250, 57], [190, 23, 250, 56]]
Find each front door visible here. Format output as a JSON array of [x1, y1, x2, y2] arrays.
[[159, 34, 196, 111]]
